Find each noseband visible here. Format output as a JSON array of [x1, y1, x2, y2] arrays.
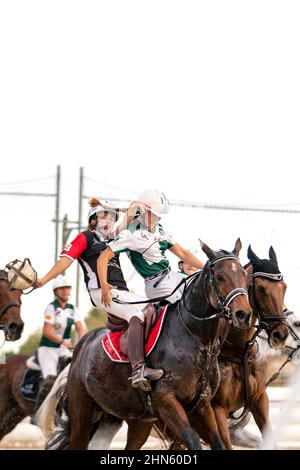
[[0, 273, 21, 330]]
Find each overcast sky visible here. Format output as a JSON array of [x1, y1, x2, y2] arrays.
[[1, 1, 300, 350]]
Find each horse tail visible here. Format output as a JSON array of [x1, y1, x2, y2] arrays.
[[36, 364, 70, 439], [45, 385, 70, 450]]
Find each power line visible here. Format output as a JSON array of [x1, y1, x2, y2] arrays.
[[82, 194, 300, 214], [84, 177, 136, 195], [0, 175, 55, 186], [0, 191, 56, 197]]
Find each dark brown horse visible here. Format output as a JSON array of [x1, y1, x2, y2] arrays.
[[0, 354, 70, 442], [43, 239, 253, 450], [85, 245, 289, 450], [0, 270, 23, 341]]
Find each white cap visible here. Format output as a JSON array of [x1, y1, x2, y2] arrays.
[[52, 275, 72, 291], [137, 189, 170, 217]]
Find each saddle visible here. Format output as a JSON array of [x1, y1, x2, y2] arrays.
[[21, 352, 42, 401], [106, 303, 163, 357], [20, 352, 72, 401]]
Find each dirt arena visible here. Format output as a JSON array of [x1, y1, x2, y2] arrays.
[[1, 387, 299, 450]]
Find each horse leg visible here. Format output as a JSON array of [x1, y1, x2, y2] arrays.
[[192, 403, 225, 450], [211, 404, 233, 449], [156, 394, 202, 450], [125, 420, 153, 450], [251, 391, 272, 447], [88, 415, 123, 450], [0, 404, 26, 441], [68, 383, 99, 450]]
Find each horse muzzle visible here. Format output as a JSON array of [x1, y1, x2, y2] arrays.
[[232, 309, 253, 330], [268, 324, 289, 348], [5, 321, 24, 341]]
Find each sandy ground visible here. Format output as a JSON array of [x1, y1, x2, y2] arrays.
[[1, 387, 299, 450]]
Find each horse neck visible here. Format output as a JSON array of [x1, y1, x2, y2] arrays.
[[182, 271, 221, 345]]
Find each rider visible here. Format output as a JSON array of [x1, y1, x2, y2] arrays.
[[36, 198, 164, 391], [97, 190, 205, 388], [37, 275, 85, 379], [98, 189, 205, 306], [31, 276, 85, 422]]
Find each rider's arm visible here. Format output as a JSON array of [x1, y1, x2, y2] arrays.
[[37, 257, 73, 287], [37, 233, 88, 288], [74, 320, 85, 340], [169, 244, 205, 270], [115, 201, 149, 235], [42, 322, 69, 346]]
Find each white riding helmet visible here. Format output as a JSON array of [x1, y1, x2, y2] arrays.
[[88, 202, 119, 223], [137, 189, 170, 217], [52, 275, 72, 291]]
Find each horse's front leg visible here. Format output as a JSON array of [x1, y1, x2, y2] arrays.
[[251, 391, 272, 447], [211, 402, 233, 449], [125, 420, 153, 450], [192, 403, 226, 450], [155, 393, 202, 450]]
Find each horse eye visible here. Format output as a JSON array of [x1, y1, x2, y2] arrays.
[[215, 274, 225, 283], [257, 286, 265, 294], [293, 321, 300, 328]]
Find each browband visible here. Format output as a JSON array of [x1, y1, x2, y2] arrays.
[[210, 255, 239, 267], [252, 271, 283, 281]]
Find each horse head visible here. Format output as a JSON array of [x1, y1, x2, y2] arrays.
[[247, 245, 289, 348], [200, 238, 253, 330], [0, 270, 24, 341]]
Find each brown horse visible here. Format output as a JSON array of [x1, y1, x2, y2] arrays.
[[0, 354, 70, 442], [43, 239, 253, 450], [0, 270, 23, 341], [85, 245, 289, 450], [211, 245, 289, 449]]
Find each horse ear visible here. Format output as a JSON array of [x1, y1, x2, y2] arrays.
[[269, 246, 278, 265], [233, 238, 242, 256], [199, 239, 217, 261], [247, 245, 260, 264]]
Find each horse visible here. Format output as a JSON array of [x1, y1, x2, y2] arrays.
[[41, 238, 253, 450], [0, 270, 23, 341], [77, 244, 289, 451], [211, 245, 289, 449], [0, 354, 71, 442]]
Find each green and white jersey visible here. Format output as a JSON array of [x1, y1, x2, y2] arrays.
[[39, 299, 80, 348], [108, 223, 176, 278]]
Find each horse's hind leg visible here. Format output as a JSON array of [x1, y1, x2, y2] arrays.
[[125, 420, 153, 450], [156, 394, 202, 450], [0, 404, 26, 441], [68, 383, 99, 450], [88, 415, 123, 450]]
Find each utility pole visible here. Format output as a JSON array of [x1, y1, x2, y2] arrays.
[[76, 167, 84, 307], [54, 165, 61, 262]]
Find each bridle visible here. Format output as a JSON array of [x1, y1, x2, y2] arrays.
[[181, 255, 249, 324], [0, 271, 21, 332], [249, 271, 288, 329]]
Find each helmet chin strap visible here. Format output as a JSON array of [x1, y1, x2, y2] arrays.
[[96, 228, 113, 241]]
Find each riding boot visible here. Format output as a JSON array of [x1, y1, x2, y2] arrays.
[[30, 375, 56, 425], [127, 316, 164, 392]]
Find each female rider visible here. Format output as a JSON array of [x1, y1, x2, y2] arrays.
[[36, 197, 163, 391]]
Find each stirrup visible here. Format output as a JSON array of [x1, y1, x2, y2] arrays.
[[130, 365, 152, 392]]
